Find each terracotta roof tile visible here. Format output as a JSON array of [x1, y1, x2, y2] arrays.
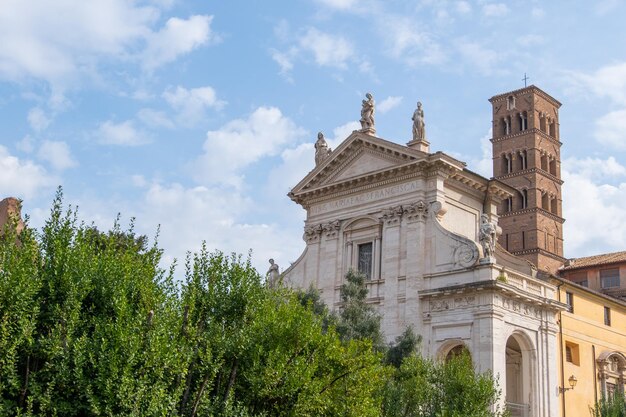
[[561, 250, 626, 271]]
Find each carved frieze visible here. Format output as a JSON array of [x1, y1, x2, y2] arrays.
[[454, 296, 476, 308], [501, 296, 542, 319], [431, 299, 451, 311], [403, 200, 429, 222], [429, 296, 477, 312], [381, 205, 403, 225]]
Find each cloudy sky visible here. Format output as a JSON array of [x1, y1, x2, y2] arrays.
[[1, 0, 626, 273]]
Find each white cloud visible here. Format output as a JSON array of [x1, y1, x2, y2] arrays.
[[192, 106, 307, 187], [562, 156, 626, 180], [567, 63, 626, 105], [596, 0, 621, 15], [299, 28, 355, 69], [0, 1, 215, 92], [163, 85, 225, 125], [95, 120, 149, 146], [378, 96, 403, 113], [531, 7, 545, 19], [0, 145, 56, 199], [594, 109, 626, 150], [142, 15, 215, 70], [379, 15, 446, 66], [37, 140, 77, 171], [27, 107, 51, 132], [315, 0, 359, 10], [456, 1, 472, 14], [456, 40, 499, 75], [137, 108, 175, 129], [16, 135, 35, 153], [562, 157, 626, 257], [270, 48, 295, 75], [482, 3, 509, 17], [0, 0, 158, 86], [517, 34, 544, 47]]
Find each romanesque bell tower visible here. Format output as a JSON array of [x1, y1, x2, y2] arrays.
[[489, 85, 565, 273]]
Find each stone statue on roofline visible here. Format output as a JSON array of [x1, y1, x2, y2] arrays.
[[412, 101, 426, 142], [314, 132, 332, 166], [360, 92, 376, 134]]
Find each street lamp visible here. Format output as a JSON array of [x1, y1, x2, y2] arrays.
[[559, 375, 578, 393]]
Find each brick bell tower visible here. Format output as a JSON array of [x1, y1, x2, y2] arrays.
[[489, 85, 565, 273]]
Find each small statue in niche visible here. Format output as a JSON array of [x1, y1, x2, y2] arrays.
[[314, 132, 332, 166], [266, 258, 280, 288], [360, 92, 375, 133], [479, 214, 497, 260], [412, 101, 426, 142]]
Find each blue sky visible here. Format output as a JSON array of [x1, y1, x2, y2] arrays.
[[1, 0, 626, 273]]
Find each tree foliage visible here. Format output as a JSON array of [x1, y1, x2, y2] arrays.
[[0, 191, 504, 416], [591, 391, 626, 417]]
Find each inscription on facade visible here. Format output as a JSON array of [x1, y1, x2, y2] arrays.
[[311, 180, 420, 214]]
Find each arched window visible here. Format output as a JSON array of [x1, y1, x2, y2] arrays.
[[549, 158, 557, 176], [507, 95, 516, 110], [542, 192, 549, 210], [519, 150, 528, 170], [540, 154, 548, 171], [520, 189, 528, 209]]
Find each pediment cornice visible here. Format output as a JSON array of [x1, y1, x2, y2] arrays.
[[288, 131, 468, 207]]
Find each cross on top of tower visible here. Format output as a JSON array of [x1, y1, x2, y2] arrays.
[[522, 73, 529, 87]]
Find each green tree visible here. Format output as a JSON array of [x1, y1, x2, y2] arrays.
[[178, 249, 387, 417], [0, 190, 186, 416], [335, 270, 385, 350], [591, 391, 626, 417], [382, 352, 506, 417]]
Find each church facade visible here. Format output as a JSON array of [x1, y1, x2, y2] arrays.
[[283, 86, 570, 417]]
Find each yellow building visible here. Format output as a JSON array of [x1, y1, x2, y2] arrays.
[[551, 272, 626, 417]]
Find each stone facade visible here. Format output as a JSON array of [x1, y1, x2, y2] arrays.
[[284, 123, 566, 416]]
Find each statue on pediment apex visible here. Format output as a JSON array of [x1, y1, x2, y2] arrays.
[[360, 92, 375, 133]]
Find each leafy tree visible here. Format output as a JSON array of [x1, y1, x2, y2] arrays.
[[335, 269, 385, 350], [385, 327, 421, 368], [382, 352, 506, 417], [591, 391, 626, 417], [0, 192, 505, 417], [179, 250, 387, 417]]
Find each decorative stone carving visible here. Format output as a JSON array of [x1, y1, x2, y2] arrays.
[[381, 205, 403, 225], [314, 132, 332, 166], [303, 224, 322, 244], [454, 296, 476, 308], [266, 259, 280, 288], [403, 200, 428, 222], [412, 101, 426, 142], [501, 296, 542, 319], [431, 299, 450, 311], [479, 214, 497, 264], [454, 243, 480, 268], [360, 92, 375, 134], [322, 220, 341, 238]]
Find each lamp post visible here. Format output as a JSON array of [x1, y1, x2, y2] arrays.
[[560, 375, 578, 394]]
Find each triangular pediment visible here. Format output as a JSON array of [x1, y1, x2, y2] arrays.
[[291, 131, 426, 195], [324, 147, 408, 184]]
